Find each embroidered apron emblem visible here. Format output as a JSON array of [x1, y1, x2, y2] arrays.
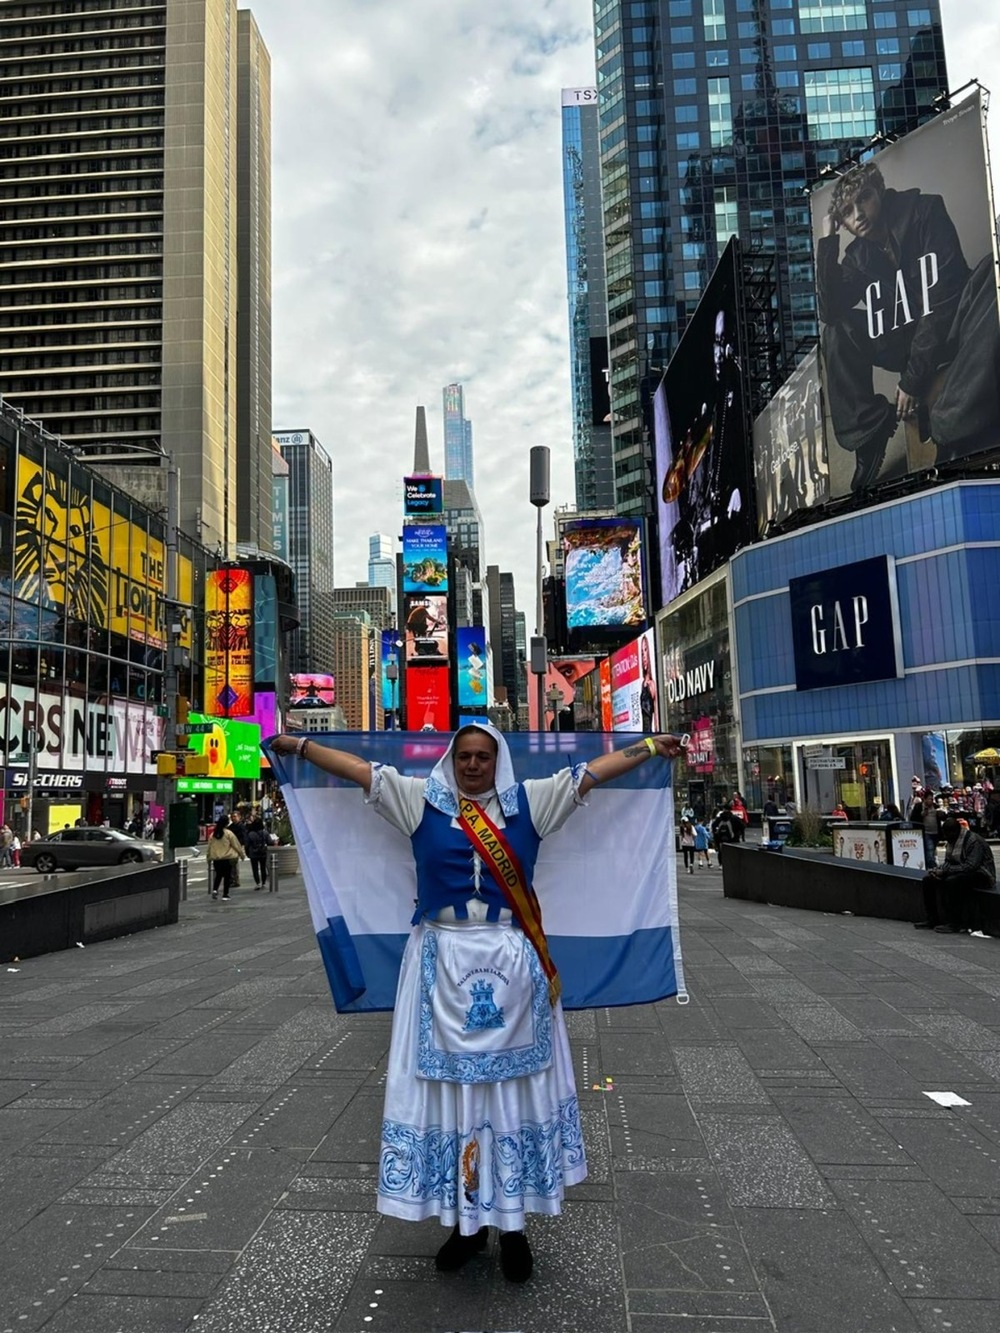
[[464, 979, 505, 1032]]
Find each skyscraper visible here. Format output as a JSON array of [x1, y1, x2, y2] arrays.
[[0, 0, 273, 552], [274, 429, 334, 674], [592, 0, 947, 514], [367, 533, 397, 611], [561, 88, 615, 511], [443, 382, 474, 486]]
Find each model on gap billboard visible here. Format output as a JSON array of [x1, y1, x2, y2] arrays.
[[812, 90, 1000, 498], [655, 240, 754, 607]]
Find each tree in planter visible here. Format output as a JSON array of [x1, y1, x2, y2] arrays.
[[785, 805, 832, 848], [273, 808, 294, 846]]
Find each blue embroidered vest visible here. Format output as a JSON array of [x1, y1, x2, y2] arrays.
[[410, 783, 542, 925]]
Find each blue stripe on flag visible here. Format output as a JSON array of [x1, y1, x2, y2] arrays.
[[316, 924, 678, 1013]]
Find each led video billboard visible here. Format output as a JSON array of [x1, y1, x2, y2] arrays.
[[404, 475, 444, 515], [404, 663, 450, 731], [404, 594, 449, 663], [289, 673, 336, 707], [204, 567, 254, 717], [402, 524, 448, 594], [185, 714, 262, 779], [562, 517, 645, 629], [653, 238, 754, 607], [811, 89, 1000, 499], [753, 348, 830, 535], [456, 626, 488, 708]]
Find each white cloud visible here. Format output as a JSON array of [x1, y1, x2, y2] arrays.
[[249, 0, 993, 630], [251, 0, 594, 616]]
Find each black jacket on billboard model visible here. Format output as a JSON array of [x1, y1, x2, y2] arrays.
[[817, 187, 1000, 475], [817, 188, 969, 453]]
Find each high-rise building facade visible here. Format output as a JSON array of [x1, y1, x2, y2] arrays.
[[367, 533, 397, 611], [334, 583, 393, 631], [562, 88, 615, 511], [592, 0, 947, 514], [0, 0, 272, 552], [486, 565, 521, 714], [236, 9, 273, 550], [275, 429, 334, 674], [443, 382, 474, 486]]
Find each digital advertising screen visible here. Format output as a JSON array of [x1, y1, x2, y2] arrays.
[[404, 475, 444, 515], [810, 89, 1000, 499], [753, 348, 830, 535], [204, 567, 254, 717], [456, 626, 488, 708], [402, 523, 449, 594], [404, 663, 450, 731], [609, 629, 659, 733], [185, 714, 262, 780], [653, 238, 754, 607], [381, 629, 402, 712], [562, 517, 645, 629], [289, 673, 336, 707], [404, 594, 449, 663]]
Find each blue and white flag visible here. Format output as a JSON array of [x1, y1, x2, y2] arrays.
[[265, 732, 685, 1013]]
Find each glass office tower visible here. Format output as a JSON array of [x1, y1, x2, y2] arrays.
[[562, 88, 616, 511], [443, 383, 475, 487], [593, 0, 947, 514]]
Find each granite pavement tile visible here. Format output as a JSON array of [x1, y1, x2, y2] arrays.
[[908, 1299, 1000, 1332], [770, 1093, 914, 1166], [32, 1294, 204, 1332], [831, 1178, 1000, 1299], [874, 1113, 1000, 1196], [674, 1045, 770, 1104], [697, 1113, 832, 1208], [735, 1205, 920, 1333]]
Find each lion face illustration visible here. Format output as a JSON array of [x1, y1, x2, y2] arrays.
[[15, 467, 110, 628]]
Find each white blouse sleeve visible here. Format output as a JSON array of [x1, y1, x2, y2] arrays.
[[365, 763, 426, 837], [522, 764, 590, 839]]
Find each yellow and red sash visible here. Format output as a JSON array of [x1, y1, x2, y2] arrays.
[[456, 798, 561, 1006]]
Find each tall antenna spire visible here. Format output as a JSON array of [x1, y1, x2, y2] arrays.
[[413, 405, 431, 473]]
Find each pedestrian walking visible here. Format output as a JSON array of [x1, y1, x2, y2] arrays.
[[269, 723, 687, 1282], [693, 820, 711, 868], [679, 819, 696, 873], [245, 817, 269, 889], [205, 815, 245, 900]]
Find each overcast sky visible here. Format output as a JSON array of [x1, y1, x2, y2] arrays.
[[247, 0, 997, 621]]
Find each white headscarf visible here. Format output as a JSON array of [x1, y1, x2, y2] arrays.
[[425, 722, 519, 818]]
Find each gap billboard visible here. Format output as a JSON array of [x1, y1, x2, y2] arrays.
[[811, 89, 1000, 499]]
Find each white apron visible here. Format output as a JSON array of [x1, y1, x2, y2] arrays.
[[378, 919, 587, 1234]]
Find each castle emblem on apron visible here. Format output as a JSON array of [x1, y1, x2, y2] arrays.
[[463, 978, 505, 1032]]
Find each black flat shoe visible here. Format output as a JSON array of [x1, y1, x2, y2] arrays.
[[933, 924, 961, 933], [913, 920, 936, 929], [499, 1230, 533, 1283], [435, 1225, 488, 1272]]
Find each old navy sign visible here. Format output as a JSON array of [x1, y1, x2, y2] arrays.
[[789, 554, 902, 691]]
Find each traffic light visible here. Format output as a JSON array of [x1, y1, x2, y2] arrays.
[[156, 753, 178, 777], [184, 754, 210, 777], [175, 694, 191, 725]]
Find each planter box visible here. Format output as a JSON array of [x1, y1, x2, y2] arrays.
[[0, 862, 180, 962]]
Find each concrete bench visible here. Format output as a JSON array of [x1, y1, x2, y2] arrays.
[[0, 862, 180, 962], [719, 843, 1000, 929]]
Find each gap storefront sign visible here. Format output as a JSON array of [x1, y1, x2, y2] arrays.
[[732, 482, 1000, 746], [789, 555, 903, 691]]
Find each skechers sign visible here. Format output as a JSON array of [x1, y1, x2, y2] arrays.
[[789, 555, 902, 691]]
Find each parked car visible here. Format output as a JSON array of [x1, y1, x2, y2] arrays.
[[21, 828, 164, 874]]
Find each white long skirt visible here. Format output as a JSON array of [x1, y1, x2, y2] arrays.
[[377, 920, 587, 1234]]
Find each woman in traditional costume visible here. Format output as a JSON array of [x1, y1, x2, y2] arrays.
[[270, 723, 685, 1281]]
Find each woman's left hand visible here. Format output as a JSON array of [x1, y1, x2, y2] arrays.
[[649, 734, 688, 759]]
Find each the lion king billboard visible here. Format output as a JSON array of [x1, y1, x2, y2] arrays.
[[14, 456, 194, 649]]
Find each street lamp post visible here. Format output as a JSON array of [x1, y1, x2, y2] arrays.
[[529, 446, 551, 733], [386, 656, 399, 730]]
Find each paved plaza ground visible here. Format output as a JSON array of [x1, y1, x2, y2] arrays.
[[3, 858, 1000, 1333]]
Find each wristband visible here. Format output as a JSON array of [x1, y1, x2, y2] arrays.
[[295, 736, 310, 758], [644, 737, 657, 756]]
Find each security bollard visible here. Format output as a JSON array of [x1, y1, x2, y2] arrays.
[[268, 848, 279, 894], [179, 858, 188, 902]]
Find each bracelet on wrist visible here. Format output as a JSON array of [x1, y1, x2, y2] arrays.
[[644, 737, 657, 756], [295, 736, 310, 759]]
